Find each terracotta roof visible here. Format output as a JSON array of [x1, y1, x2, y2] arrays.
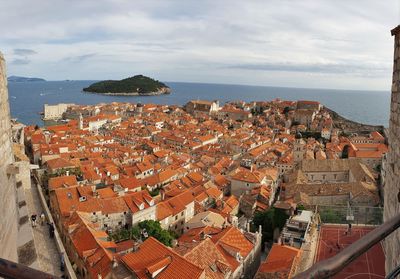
[[156, 189, 194, 220], [231, 169, 265, 183], [46, 157, 75, 171], [121, 237, 204, 279], [181, 238, 232, 279], [178, 226, 222, 243], [48, 175, 78, 190], [66, 212, 114, 279], [257, 244, 301, 277], [118, 177, 141, 190], [123, 191, 155, 213]]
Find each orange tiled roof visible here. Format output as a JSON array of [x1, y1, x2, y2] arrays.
[[48, 175, 78, 190], [123, 191, 155, 213], [231, 169, 264, 183], [46, 157, 75, 170], [121, 237, 204, 279], [257, 244, 301, 276], [212, 226, 254, 259], [181, 238, 232, 279]]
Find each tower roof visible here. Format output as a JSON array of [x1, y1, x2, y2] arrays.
[[391, 25, 400, 36]]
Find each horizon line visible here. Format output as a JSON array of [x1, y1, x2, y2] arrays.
[[8, 77, 390, 93]]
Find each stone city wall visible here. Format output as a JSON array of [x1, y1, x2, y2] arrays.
[[0, 52, 18, 261], [384, 26, 400, 275]]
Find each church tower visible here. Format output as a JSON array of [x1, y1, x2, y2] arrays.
[[78, 113, 83, 130], [293, 132, 305, 163]]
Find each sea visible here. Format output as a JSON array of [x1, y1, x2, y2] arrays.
[[7, 80, 391, 127]]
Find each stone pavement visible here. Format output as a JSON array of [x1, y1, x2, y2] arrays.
[[24, 179, 63, 277]]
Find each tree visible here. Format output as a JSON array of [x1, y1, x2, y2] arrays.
[[138, 220, 175, 246], [342, 145, 350, 159], [297, 204, 305, 211], [149, 188, 160, 197], [109, 220, 176, 247], [253, 208, 289, 243], [319, 208, 341, 223], [283, 106, 291, 117]]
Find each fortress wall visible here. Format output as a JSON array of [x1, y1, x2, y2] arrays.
[[0, 53, 18, 261], [384, 26, 400, 274]]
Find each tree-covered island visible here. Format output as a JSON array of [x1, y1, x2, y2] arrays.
[[82, 75, 171, 96]]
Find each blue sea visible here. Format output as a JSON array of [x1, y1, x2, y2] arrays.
[[7, 80, 391, 127]]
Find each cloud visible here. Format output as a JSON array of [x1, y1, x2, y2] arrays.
[[13, 48, 37, 56], [0, 0, 398, 90], [227, 62, 390, 76], [63, 53, 97, 63], [12, 58, 30, 65]]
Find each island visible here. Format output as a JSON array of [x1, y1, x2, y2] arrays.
[[82, 75, 171, 96], [8, 75, 46, 82]]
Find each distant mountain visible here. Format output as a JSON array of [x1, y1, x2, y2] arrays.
[[82, 75, 171, 96], [7, 75, 46, 82]]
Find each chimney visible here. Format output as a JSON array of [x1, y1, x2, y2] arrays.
[[133, 242, 140, 252], [66, 170, 70, 176], [91, 185, 96, 195], [112, 256, 118, 268], [160, 189, 165, 201]]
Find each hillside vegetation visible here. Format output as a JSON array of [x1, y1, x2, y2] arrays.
[[83, 75, 170, 94]]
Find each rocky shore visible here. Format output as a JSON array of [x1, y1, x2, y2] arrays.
[[325, 107, 385, 135]]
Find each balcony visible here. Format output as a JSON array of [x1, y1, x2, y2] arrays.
[[293, 213, 400, 279]]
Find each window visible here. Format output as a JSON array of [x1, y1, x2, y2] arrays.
[[105, 214, 108, 218], [175, 225, 178, 229], [181, 212, 184, 216], [246, 183, 250, 187], [175, 216, 178, 220], [181, 221, 184, 225], [118, 221, 122, 225], [93, 212, 96, 215]]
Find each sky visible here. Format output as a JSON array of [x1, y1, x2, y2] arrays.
[[0, 0, 398, 90]]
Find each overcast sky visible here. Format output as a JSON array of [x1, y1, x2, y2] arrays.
[[0, 0, 398, 90]]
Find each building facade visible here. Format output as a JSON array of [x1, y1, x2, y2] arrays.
[[43, 103, 72, 120]]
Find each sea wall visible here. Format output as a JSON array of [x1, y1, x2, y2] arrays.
[[0, 52, 18, 261]]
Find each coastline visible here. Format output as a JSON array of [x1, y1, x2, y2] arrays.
[[325, 107, 385, 134]]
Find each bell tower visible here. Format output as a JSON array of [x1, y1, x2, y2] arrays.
[[78, 113, 83, 130], [293, 132, 305, 163]]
